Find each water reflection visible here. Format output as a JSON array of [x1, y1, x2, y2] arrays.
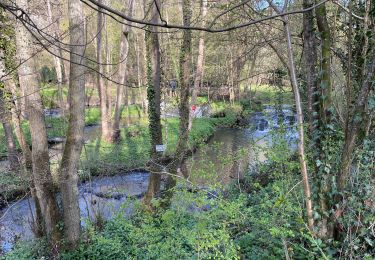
[[185, 128, 253, 186]]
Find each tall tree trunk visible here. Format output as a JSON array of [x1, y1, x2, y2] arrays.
[[165, 0, 192, 193], [338, 52, 375, 192], [176, 0, 192, 159], [0, 52, 19, 171], [176, 0, 192, 158], [15, 0, 61, 243], [266, 0, 314, 231], [302, 0, 317, 132], [97, 0, 111, 141], [143, 0, 163, 206], [2, 122, 18, 170], [0, 16, 44, 236], [7, 78, 32, 168], [104, 15, 114, 116], [189, 0, 207, 129], [112, 0, 134, 141], [58, 0, 86, 248], [46, 0, 65, 111], [284, 17, 314, 232], [315, 1, 334, 239], [316, 2, 332, 124], [138, 0, 148, 114]]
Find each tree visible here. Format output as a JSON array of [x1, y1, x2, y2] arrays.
[[316, 1, 332, 125], [176, 0, 192, 164], [302, 0, 318, 132], [15, 0, 61, 243], [162, 0, 193, 199], [0, 94, 19, 171], [46, 0, 66, 110], [143, 0, 164, 206], [112, 0, 134, 141], [266, 0, 314, 231], [97, 0, 111, 142], [315, 0, 334, 239], [0, 51, 19, 171], [58, 0, 86, 247]]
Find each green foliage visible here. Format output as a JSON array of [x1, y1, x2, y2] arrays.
[[0, 239, 49, 260], [61, 195, 240, 259], [250, 84, 293, 106], [335, 138, 375, 258], [85, 107, 102, 125], [5, 123, 374, 259], [81, 123, 151, 175], [40, 66, 57, 84], [65, 128, 321, 259], [40, 84, 68, 108], [0, 107, 103, 159], [0, 9, 16, 72]]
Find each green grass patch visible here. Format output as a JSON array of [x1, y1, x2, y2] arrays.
[[250, 84, 293, 105], [40, 83, 69, 108], [81, 105, 240, 176], [0, 107, 103, 157], [80, 101, 240, 176]]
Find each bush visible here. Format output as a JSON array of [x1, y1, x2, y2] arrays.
[[62, 195, 240, 260]]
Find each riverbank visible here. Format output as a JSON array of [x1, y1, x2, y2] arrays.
[[81, 104, 243, 176], [0, 103, 243, 208], [0, 103, 244, 253]]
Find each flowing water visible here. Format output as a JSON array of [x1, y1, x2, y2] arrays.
[[0, 106, 297, 253]]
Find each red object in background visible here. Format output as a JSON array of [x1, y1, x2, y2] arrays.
[[191, 105, 196, 112]]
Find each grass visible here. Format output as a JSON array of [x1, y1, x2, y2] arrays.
[[40, 83, 68, 108], [0, 107, 101, 158], [249, 84, 293, 105], [81, 105, 241, 176]]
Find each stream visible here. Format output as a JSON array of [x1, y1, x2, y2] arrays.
[[0, 106, 297, 253]]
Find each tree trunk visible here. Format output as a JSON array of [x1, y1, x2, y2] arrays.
[[138, 0, 148, 114], [176, 0, 192, 160], [315, 1, 334, 238], [283, 17, 314, 232], [15, 0, 61, 243], [97, 0, 111, 141], [2, 122, 19, 170], [165, 0, 192, 194], [112, 0, 134, 142], [58, 0, 86, 248], [1, 15, 44, 237], [316, 2, 332, 124], [302, 0, 318, 132], [266, 0, 314, 231], [143, 0, 163, 206], [46, 0, 65, 111], [7, 78, 33, 168], [0, 52, 19, 171], [338, 53, 375, 192], [189, 0, 207, 129]]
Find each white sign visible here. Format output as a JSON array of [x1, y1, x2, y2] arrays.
[[156, 144, 166, 152]]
